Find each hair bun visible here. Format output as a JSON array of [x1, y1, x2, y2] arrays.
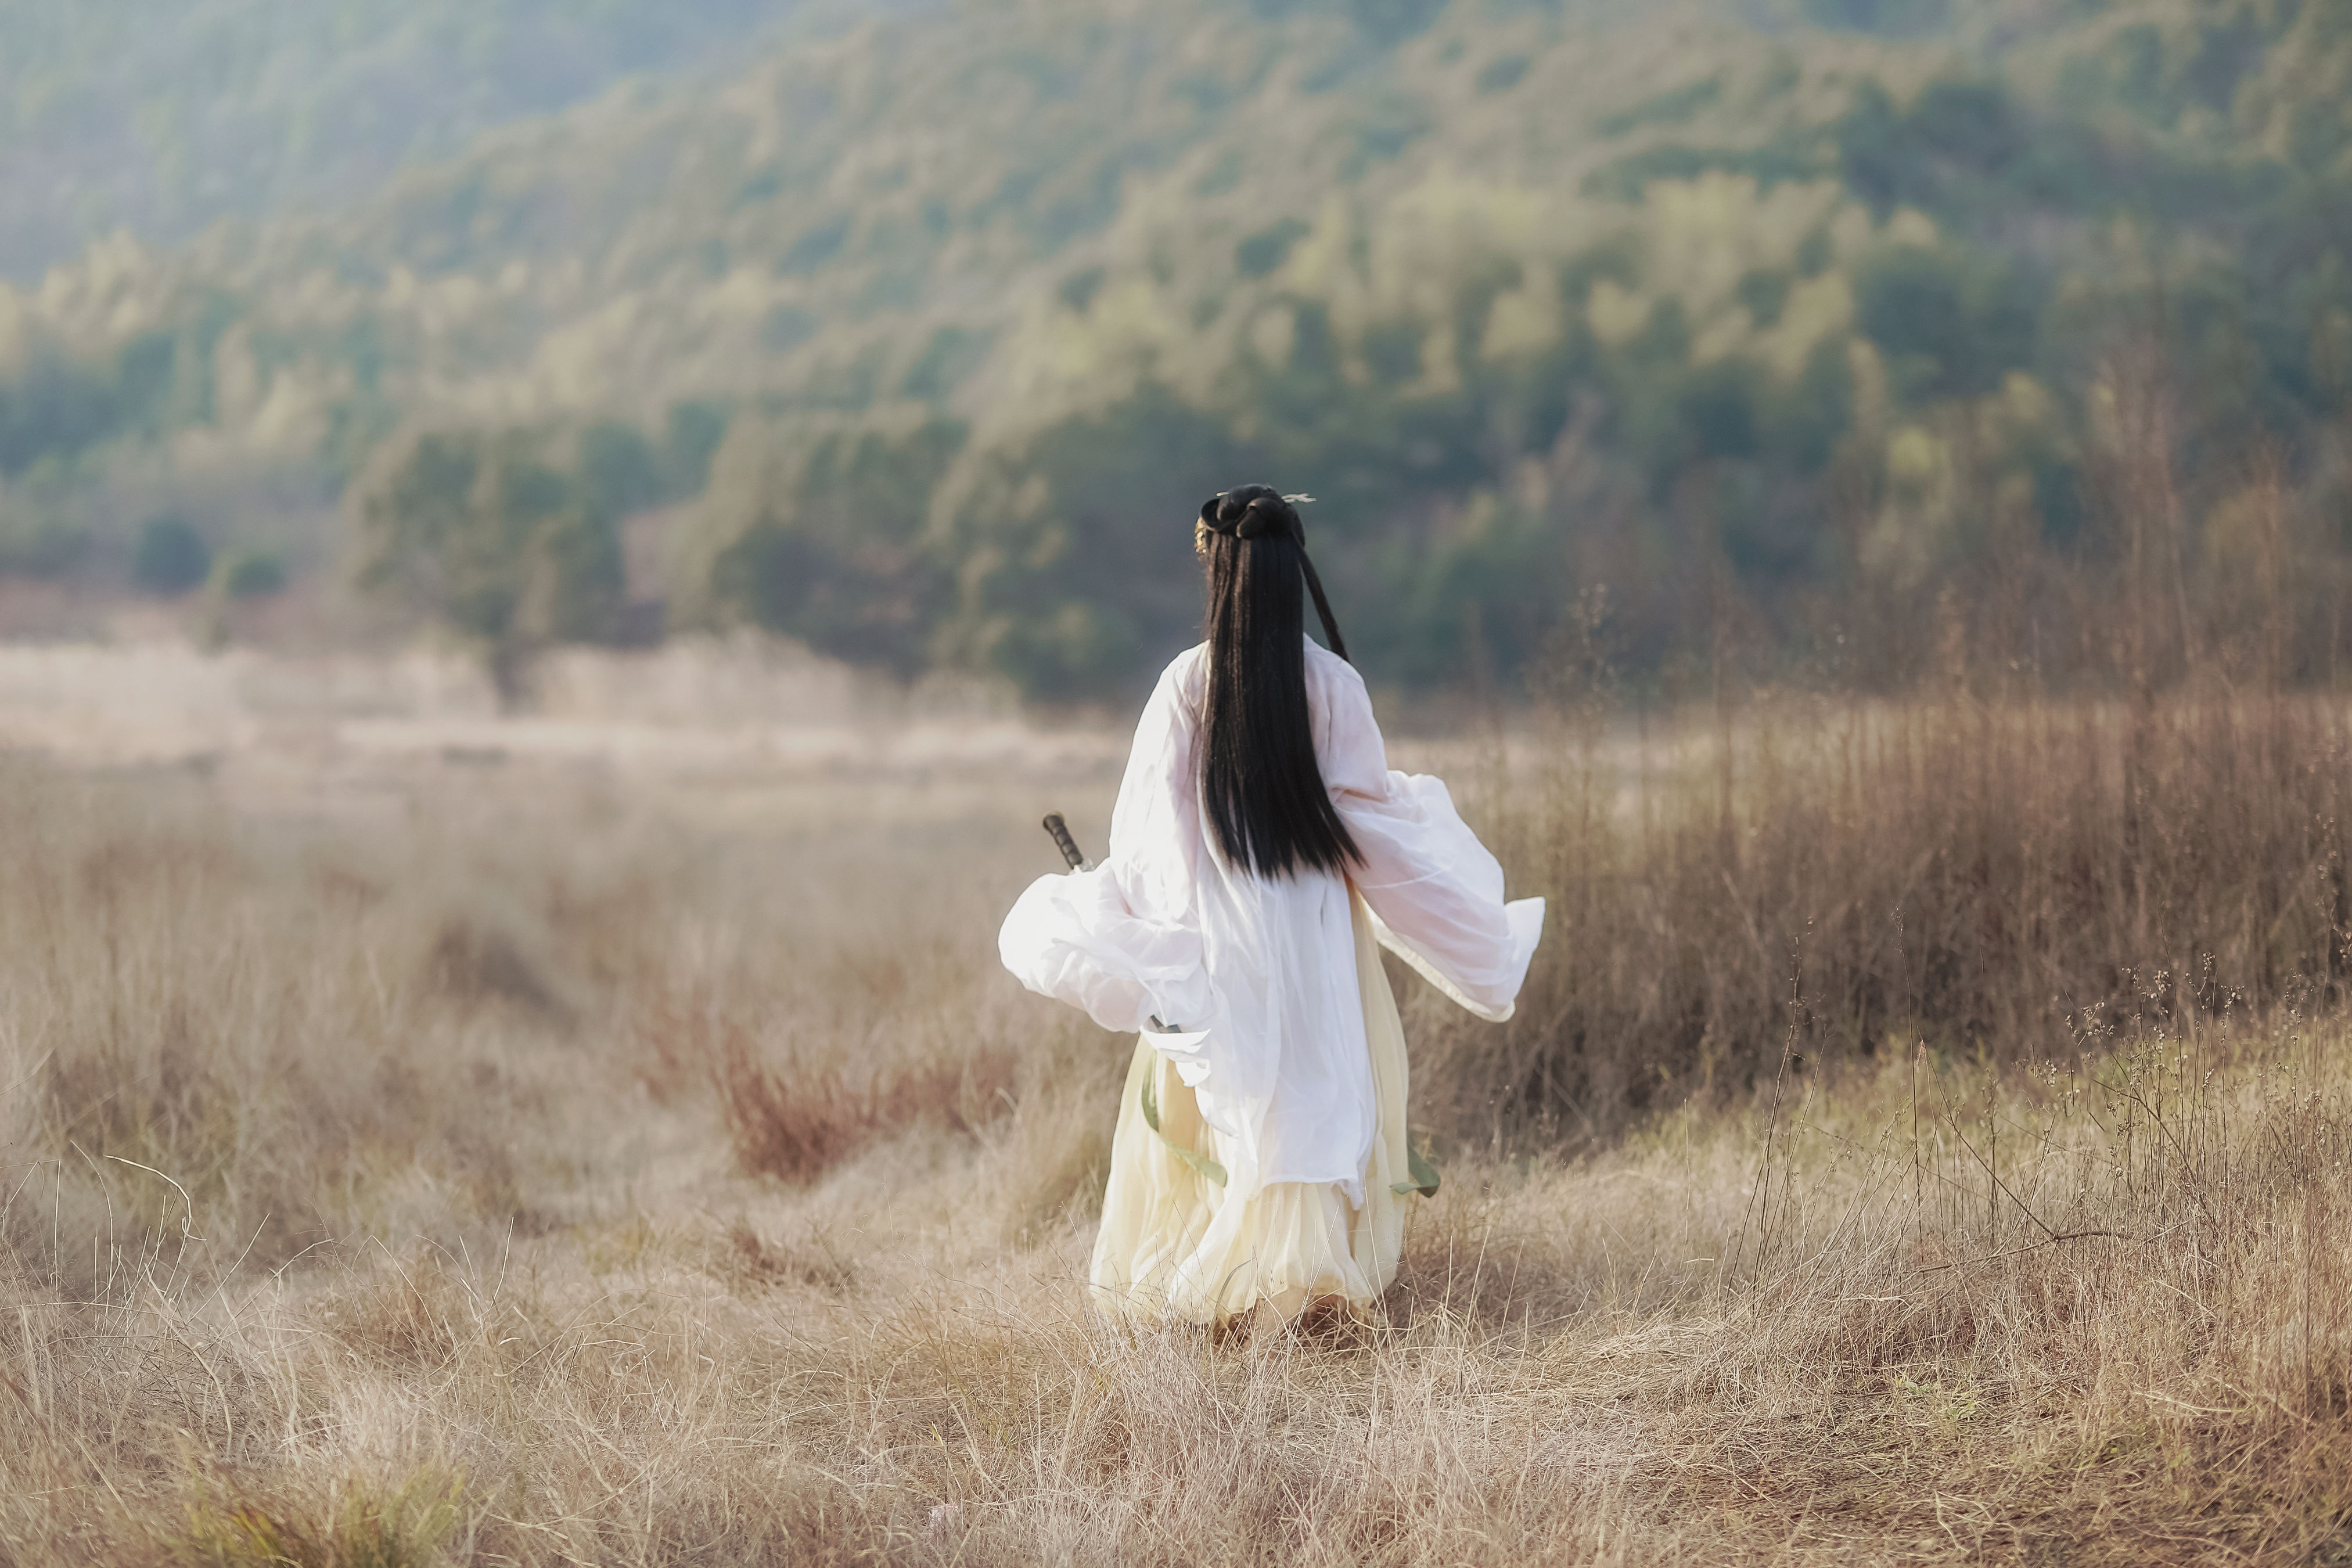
[[1198, 484, 1299, 542]]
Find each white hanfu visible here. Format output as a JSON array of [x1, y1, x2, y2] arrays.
[[999, 639, 1544, 1325]]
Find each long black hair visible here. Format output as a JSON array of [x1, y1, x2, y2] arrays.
[[1195, 484, 1361, 879]]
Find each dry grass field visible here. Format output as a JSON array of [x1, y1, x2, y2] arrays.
[[1, 640, 2349, 1565]]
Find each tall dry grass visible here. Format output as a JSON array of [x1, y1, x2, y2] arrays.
[[1416, 689, 2352, 1149], [0, 681, 2349, 1564]]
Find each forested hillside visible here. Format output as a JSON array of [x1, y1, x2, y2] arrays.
[[3, 0, 2350, 698], [0, 0, 894, 278]]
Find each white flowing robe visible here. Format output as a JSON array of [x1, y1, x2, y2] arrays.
[[999, 641, 1545, 1204]]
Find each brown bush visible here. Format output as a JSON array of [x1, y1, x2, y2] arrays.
[[707, 1018, 1019, 1185]]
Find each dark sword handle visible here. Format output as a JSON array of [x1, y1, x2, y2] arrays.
[[1041, 812, 1092, 872]]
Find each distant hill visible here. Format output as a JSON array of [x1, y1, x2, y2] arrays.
[[0, 0, 905, 279], [2, 0, 2349, 698]]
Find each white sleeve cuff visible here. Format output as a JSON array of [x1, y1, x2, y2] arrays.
[[1365, 896, 1544, 1023]]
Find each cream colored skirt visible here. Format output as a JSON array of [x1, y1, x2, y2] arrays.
[[1089, 886, 1411, 1327]]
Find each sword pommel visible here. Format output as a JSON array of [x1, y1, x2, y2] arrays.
[[1042, 812, 1093, 872]]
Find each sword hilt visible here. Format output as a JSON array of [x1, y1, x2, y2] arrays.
[[1042, 812, 1093, 872]]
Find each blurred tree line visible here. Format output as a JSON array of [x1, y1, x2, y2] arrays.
[[3, 0, 2351, 702]]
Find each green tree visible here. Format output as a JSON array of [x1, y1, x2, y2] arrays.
[[352, 427, 621, 700], [673, 411, 965, 677], [217, 548, 287, 599], [133, 514, 211, 595]]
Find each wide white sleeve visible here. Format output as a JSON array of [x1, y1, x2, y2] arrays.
[[1319, 663, 1544, 1022], [998, 664, 1214, 1035]]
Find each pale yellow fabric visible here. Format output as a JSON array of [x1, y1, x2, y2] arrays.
[[1089, 886, 1411, 1326]]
